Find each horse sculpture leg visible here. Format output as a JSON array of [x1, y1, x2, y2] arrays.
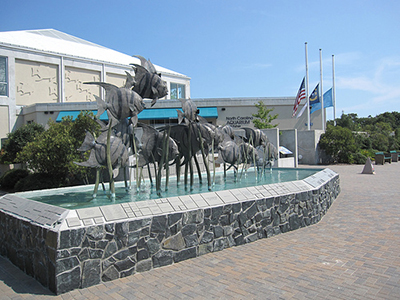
[[93, 168, 100, 197], [106, 120, 115, 198], [193, 155, 202, 183], [197, 126, 211, 191]]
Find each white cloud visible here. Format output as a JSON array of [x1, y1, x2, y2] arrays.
[[337, 55, 400, 102], [337, 76, 378, 93], [328, 54, 400, 116]]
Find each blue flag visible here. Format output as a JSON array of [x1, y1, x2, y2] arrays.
[[310, 88, 333, 114], [309, 84, 320, 106]]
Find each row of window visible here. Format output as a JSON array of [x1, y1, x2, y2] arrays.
[[0, 56, 187, 100], [0, 56, 7, 96]]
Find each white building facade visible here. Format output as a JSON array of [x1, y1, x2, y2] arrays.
[[0, 29, 191, 143]]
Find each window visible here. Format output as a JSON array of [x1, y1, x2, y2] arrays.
[[149, 118, 178, 129], [170, 83, 186, 99], [0, 57, 7, 96]]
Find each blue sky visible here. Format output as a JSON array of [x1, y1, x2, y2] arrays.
[[2, 0, 400, 119]]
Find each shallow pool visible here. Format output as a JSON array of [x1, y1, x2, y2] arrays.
[[25, 168, 322, 209]]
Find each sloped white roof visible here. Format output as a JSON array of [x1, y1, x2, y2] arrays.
[[0, 29, 187, 77]]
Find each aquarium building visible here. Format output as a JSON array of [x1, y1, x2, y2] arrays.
[[0, 29, 325, 165]]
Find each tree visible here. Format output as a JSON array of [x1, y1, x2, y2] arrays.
[[319, 125, 358, 163], [336, 113, 360, 131], [370, 132, 389, 152], [0, 122, 45, 164], [16, 111, 100, 185], [252, 101, 278, 129]]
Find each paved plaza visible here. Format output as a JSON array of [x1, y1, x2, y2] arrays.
[[0, 163, 399, 299]]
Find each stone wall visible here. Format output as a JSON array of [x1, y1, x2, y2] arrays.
[[54, 175, 339, 294], [0, 213, 57, 289]]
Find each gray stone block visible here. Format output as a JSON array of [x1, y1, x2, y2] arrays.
[[115, 222, 129, 237], [136, 259, 152, 273], [222, 204, 232, 214], [183, 209, 204, 224], [82, 259, 100, 288], [102, 265, 119, 282], [200, 231, 214, 244], [232, 203, 241, 213], [59, 228, 85, 249], [57, 266, 81, 294], [184, 234, 198, 248], [181, 224, 196, 237], [103, 241, 118, 259], [137, 249, 149, 261], [86, 225, 104, 240], [57, 256, 79, 275], [147, 238, 160, 255], [162, 232, 185, 251], [115, 258, 135, 272], [78, 248, 89, 262], [211, 206, 223, 224], [219, 214, 230, 226], [168, 212, 183, 226], [198, 242, 213, 255], [213, 238, 225, 251], [127, 230, 139, 245], [96, 240, 108, 250], [245, 232, 258, 243], [105, 223, 114, 233], [151, 215, 167, 234], [102, 257, 116, 271], [289, 214, 300, 230], [173, 247, 197, 263], [152, 250, 173, 268], [213, 225, 224, 238]]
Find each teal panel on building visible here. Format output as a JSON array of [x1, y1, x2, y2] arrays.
[[56, 107, 218, 122]]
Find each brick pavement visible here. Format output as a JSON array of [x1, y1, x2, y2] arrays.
[[0, 163, 399, 299]]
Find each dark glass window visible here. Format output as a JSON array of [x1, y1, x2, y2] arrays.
[[0, 57, 8, 96]]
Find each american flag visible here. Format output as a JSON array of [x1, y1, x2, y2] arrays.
[[292, 77, 306, 117]]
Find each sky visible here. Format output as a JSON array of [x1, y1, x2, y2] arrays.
[[2, 0, 400, 119]]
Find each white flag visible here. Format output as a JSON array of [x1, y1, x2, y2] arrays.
[[296, 102, 308, 118]]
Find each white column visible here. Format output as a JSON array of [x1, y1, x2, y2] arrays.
[[101, 64, 106, 99], [332, 55, 336, 126], [59, 56, 65, 103], [305, 42, 310, 130], [319, 49, 324, 131]]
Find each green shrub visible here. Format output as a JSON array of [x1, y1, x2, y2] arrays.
[[352, 152, 367, 164], [16, 112, 100, 183], [0, 169, 30, 190], [360, 149, 375, 160], [0, 123, 45, 164], [318, 125, 358, 164]]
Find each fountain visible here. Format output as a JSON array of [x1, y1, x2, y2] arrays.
[[0, 56, 340, 294]]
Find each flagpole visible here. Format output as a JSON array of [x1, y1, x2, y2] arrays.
[[305, 42, 310, 130], [332, 54, 336, 126], [319, 49, 324, 131]]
